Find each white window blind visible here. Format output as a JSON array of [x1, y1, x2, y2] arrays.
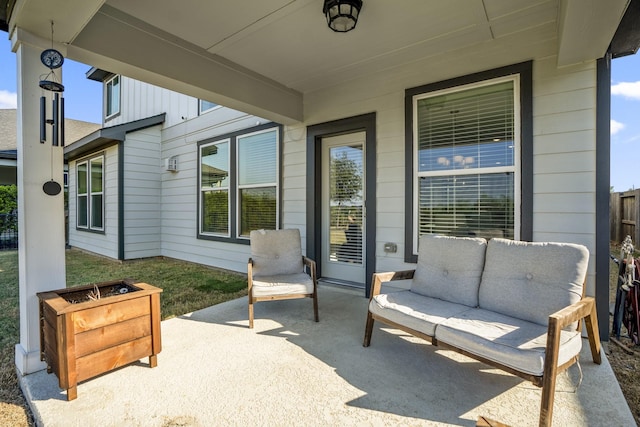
[[414, 79, 517, 242], [237, 129, 278, 237]]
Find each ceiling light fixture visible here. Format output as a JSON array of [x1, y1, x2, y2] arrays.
[[323, 0, 363, 33]]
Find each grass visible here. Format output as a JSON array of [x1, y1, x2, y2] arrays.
[[0, 248, 248, 426]]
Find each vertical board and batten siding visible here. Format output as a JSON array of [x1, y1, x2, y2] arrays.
[[67, 146, 119, 259], [159, 108, 271, 272], [104, 77, 198, 129], [123, 126, 162, 259]]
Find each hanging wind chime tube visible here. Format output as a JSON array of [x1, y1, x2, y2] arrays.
[[39, 21, 65, 147], [39, 21, 66, 196]]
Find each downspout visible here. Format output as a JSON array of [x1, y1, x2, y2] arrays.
[[118, 141, 125, 261], [596, 54, 612, 341]]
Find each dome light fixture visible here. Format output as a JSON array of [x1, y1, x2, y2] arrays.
[[323, 0, 363, 33]]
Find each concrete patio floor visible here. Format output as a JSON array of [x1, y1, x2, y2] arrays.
[[21, 284, 634, 426]]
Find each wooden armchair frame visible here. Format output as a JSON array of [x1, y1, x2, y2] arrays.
[[247, 256, 319, 329], [363, 270, 602, 427]]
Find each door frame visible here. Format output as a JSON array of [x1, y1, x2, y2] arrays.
[[306, 113, 376, 297]]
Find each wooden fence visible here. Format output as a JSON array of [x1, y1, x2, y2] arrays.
[[610, 189, 640, 245]]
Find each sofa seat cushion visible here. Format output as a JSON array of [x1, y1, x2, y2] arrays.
[[251, 273, 314, 297], [412, 234, 487, 307], [436, 308, 582, 376], [370, 290, 473, 337]]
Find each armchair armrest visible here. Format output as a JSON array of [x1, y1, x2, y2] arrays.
[[370, 270, 415, 300], [302, 256, 318, 284]]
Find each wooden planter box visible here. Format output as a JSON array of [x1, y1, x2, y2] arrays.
[[37, 279, 162, 400]]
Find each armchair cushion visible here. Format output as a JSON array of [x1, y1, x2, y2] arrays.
[[250, 229, 304, 277], [436, 308, 583, 376], [411, 234, 487, 307], [251, 273, 314, 297]]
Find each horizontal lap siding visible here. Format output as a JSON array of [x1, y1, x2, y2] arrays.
[[123, 126, 162, 260], [67, 147, 119, 259], [532, 58, 597, 293], [160, 111, 264, 272], [291, 32, 595, 287]]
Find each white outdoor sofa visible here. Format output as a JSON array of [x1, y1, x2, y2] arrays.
[[363, 235, 602, 427]]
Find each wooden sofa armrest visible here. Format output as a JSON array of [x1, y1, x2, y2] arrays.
[[539, 296, 601, 426], [547, 296, 601, 364], [370, 270, 415, 300]]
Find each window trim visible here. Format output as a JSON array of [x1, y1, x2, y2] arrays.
[[198, 99, 221, 115], [404, 61, 533, 263], [197, 123, 282, 244], [199, 138, 231, 238], [105, 74, 121, 121], [75, 153, 105, 234]]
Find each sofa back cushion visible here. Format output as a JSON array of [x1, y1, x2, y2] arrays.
[[411, 234, 487, 307], [478, 238, 589, 326], [250, 229, 304, 277]]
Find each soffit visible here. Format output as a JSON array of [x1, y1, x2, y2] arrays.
[[4, 0, 633, 123]]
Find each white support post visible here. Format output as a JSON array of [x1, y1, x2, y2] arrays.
[[14, 36, 66, 375]]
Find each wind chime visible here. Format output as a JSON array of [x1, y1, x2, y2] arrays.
[[39, 21, 65, 196]]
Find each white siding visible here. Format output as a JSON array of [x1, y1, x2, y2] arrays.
[[281, 47, 597, 293], [532, 58, 597, 295], [67, 146, 119, 259], [83, 30, 598, 297], [159, 110, 267, 272], [123, 125, 162, 259]]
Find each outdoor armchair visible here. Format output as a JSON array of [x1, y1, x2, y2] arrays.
[[248, 229, 319, 328]]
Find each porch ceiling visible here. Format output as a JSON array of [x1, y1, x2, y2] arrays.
[[3, 0, 633, 123]]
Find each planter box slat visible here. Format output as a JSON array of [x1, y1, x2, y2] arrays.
[[75, 315, 151, 358], [38, 280, 162, 401], [73, 297, 150, 333], [76, 336, 153, 383]]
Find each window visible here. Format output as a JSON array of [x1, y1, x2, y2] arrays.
[[406, 62, 533, 261], [105, 75, 120, 119], [199, 100, 219, 114], [76, 154, 104, 232], [198, 124, 280, 241]]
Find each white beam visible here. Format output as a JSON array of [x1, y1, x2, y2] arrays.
[[68, 5, 303, 124], [557, 0, 630, 66]]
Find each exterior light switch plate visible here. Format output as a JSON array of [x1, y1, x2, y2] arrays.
[[384, 242, 397, 253]]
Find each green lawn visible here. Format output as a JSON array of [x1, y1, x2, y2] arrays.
[[0, 248, 248, 426]]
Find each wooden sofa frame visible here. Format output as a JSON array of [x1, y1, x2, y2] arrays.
[[363, 270, 602, 427]]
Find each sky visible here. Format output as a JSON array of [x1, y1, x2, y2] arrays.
[[0, 35, 639, 191]]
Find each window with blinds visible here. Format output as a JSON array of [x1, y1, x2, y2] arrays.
[[198, 124, 280, 242], [76, 154, 105, 232], [238, 129, 278, 237], [413, 77, 518, 245], [200, 141, 230, 236]]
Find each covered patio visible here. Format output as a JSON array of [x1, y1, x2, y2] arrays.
[[21, 285, 635, 426], [3, 1, 640, 425]]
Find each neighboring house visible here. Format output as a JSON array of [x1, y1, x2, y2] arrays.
[[65, 71, 276, 264], [0, 109, 100, 185]]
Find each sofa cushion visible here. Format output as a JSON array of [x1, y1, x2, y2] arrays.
[[478, 238, 589, 326], [251, 273, 314, 297], [250, 229, 304, 277], [411, 234, 487, 307], [436, 308, 583, 376], [369, 290, 473, 337]]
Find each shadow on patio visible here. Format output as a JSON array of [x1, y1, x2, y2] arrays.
[[21, 285, 633, 426]]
